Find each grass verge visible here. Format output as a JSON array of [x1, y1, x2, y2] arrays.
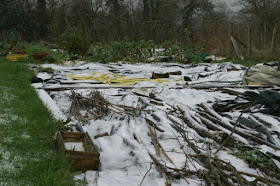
[[0, 57, 80, 185], [216, 54, 280, 67]]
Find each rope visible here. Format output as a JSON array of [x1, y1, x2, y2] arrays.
[[68, 72, 182, 86]]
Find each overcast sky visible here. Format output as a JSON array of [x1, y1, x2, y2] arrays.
[[212, 0, 241, 12]]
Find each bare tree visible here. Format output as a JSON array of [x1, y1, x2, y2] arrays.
[[239, 0, 280, 50]]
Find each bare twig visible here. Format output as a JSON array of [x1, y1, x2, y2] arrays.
[[138, 162, 153, 186], [215, 111, 244, 154]]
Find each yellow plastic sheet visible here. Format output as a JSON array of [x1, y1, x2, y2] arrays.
[[68, 72, 182, 86]]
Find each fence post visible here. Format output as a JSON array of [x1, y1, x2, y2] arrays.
[[229, 23, 234, 55]]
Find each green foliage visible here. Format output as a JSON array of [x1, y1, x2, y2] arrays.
[[89, 45, 114, 63], [11, 42, 26, 54], [218, 54, 280, 67], [43, 55, 56, 63], [0, 29, 23, 54], [231, 146, 280, 177], [87, 37, 156, 63], [62, 33, 91, 56], [5, 28, 22, 47], [20, 43, 52, 64], [0, 57, 79, 185], [162, 41, 200, 63], [110, 37, 155, 61], [36, 66, 54, 73], [161, 29, 203, 63], [24, 43, 49, 55], [163, 41, 181, 59], [17, 56, 41, 64]]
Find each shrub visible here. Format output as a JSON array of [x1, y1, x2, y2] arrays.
[[89, 45, 114, 63], [5, 28, 22, 47], [62, 33, 91, 56], [43, 55, 56, 63]]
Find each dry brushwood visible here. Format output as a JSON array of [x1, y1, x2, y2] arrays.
[[145, 120, 189, 184], [180, 133, 280, 186], [70, 90, 150, 121], [165, 105, 280, 185], [199, 103, 280, 150]]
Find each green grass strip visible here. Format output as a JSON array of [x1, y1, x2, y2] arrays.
[[0, 57, 79, 185]]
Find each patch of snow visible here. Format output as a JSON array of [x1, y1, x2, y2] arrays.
[[64, 142, 84, 151], [36, 72, 52, 80], [36, 89, 67, 121]]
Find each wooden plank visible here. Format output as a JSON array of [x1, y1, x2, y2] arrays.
[[56, 132, 66, 153], [43, 85, 280, 92], [85, 132, 100, 154], [60, 131, 84, 142], [231, 36, 244, 60], [56, 131, 100, 172], [42, 86, 157, 91], [68, 154, 99, 172], [229, 23, 234, 55], [232, 35, 247, 49], [59, 80, 103, 85], [184, 84, 273, 89]]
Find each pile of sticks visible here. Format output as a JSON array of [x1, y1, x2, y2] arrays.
[[179, 133, 280, 186], [178, 103, 280, 150], [133, 101, 280, 185], [70, 90, 150, 121], [134, 116, 280, 186], [166, 103, 280, 185]]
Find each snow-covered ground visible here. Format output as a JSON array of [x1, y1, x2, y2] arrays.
[[34, 62, 280, 185]]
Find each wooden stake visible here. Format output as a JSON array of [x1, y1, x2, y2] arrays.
[[229, 23, 234, 55], [231, 36, 244, 60]]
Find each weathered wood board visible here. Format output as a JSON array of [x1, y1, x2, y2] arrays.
[[56, 131, 100, 172]]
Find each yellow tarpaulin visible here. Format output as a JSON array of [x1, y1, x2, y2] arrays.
[[68, 72, 182, 86]]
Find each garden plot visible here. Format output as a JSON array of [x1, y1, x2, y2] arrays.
[[34, 62, 280, 186]]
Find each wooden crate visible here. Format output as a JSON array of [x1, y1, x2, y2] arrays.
[[31, 52, 49, 61], [56, 131, 100, 172], [6, 54, 28, 62]]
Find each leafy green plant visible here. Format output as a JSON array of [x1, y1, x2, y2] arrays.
[[17, 56, 41, 64], [89, 45, 114, 63], [61, 33, 91, 56], [88, 37, 156, 63], [43, 55, 56, 63], [231, 146, 280, 178], [22, 43, 51, 63], [5, 28, 22, 48], [36, 67, 54, 73], [0, 29, 22, 54]]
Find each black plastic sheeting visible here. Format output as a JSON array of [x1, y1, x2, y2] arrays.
[[214, 90, 280, 146], [214, 90, 280, 116]]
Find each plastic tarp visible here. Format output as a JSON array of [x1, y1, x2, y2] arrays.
[[214, 90, 280, 116], [243, 64, 280, 86], [214, 90, 280, 146]]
